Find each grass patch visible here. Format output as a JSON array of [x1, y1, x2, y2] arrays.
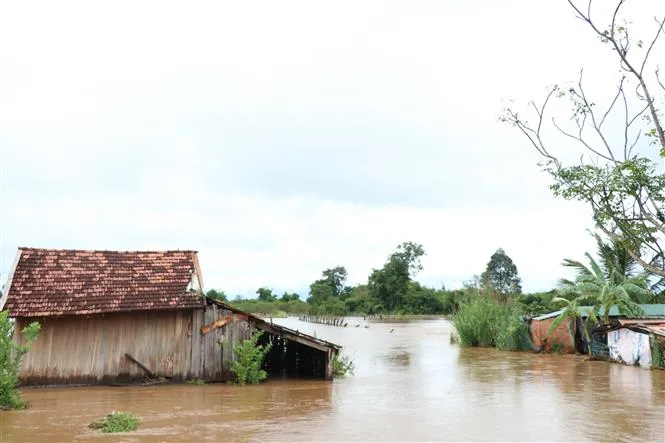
[[89, 411, 140, 433], [452, 297, 532, 351], [185, 379, 206, 385]]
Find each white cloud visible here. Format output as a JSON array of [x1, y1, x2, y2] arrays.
[[1, 0, 662, 295]]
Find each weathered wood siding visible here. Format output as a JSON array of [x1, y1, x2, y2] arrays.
[[15, 310, 199, 385], [198, 304, 252, 381], [15, 305, 256, 385]]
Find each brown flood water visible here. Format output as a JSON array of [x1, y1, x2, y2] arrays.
[[1, 318, 664, 442]]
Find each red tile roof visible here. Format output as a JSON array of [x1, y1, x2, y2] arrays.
[[4, 248, 206, 317]]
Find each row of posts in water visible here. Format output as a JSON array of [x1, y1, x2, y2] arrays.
[[298, 315, 372, 328]]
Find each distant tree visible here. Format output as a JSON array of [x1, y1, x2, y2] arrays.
[[206, 289, 227, 302], [233, 294, 244, 302], [307, 266, 350, 306], [256, 287, 277, 302], [280, 292, 300, 302], [368, 242, 426, 312], [480, 249, 522, 296]]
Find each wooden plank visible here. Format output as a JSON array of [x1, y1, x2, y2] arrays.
[[201, 315, 233, 334], [124, 353, 155, 378]]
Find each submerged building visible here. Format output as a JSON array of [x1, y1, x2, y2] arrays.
[[0, 247, 340, 385], [529, 304, 665, 367]]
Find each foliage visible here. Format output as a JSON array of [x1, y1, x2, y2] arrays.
[[206, 289, 227, 302], [331, 353, 355, 377], [502, 0, 665, 279], [368, 242, 426, 312], [89, 411, 140, 433], [231, 331, 272, 385], [230, 299, 310, 316], [651, 339, 665, 369], [480, 248, 522, 296], [559, 250, 649, 324], [256, 287, 277, 302], [495, 313, 533, 351], [185, 379, 206, 385], [280, 292, 300, 302], [0, 311, 41, 410], [517, 291, 557, 316], [547, 296, 597, 356], [307, 266, 351, 308], [452, 297, 530, 351]]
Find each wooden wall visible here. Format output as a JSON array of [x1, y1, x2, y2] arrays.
[[15, 305, 253, 386]]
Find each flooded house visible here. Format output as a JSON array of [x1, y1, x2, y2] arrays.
[[0, 247, 340, 386], [529, 304, 665, 367]]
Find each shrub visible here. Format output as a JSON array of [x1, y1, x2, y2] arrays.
[[231, 331, 272, 385], [332, 353, 355, 377], [452, 297, 505, 347], [452, 297, 532, 351], [495, 313, 533, 351], [0, 311, 41, 410], [651, 338, 665, 369], [185, 379, 206, 385], [89, 411, 140, 433]]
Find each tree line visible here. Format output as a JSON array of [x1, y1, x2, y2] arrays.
[[205, 242, 566, 317]]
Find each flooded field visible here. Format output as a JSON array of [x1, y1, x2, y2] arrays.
[[1, 318, 664, 442]]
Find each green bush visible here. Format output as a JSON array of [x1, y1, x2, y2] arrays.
[[495, 313, 533, 351], [185, 379, 206, 385], [0, 311, 41, 410], [453, 297, 505, 347], [651, 338, 665, 369], [452, 297, 532, 351], [231, 331, 272, 385], [89, 411, 140, 433], [332, 353, 355, 377]]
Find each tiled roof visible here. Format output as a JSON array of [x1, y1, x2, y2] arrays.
[[4, 248, 205, 317]]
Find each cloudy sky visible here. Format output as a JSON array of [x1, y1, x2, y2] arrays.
[[1, 0, 663, 296]]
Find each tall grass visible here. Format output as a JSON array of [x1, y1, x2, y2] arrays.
[[453, 297, 532, 351]]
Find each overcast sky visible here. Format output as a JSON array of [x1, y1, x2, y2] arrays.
[[1, 0, 663, 296]]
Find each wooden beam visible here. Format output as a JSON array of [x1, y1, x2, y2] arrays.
[[201, 315, 233, 334], [124, 353, 155, 378]]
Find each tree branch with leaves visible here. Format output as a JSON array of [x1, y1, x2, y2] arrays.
[[502, 0, 665, 278]]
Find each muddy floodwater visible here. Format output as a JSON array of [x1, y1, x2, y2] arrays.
[[1, 318, 664, 442]]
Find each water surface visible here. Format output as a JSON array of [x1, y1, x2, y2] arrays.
[[1, 318, 663, 442]]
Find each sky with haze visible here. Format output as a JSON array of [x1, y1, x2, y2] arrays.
[[1, 0, 663, 297]]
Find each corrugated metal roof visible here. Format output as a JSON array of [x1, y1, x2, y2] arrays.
[[532, 310, 563, 321], [532, 304, 665, 321], [579, 304, 665, 318]]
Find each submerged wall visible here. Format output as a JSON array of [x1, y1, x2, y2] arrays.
[[14, 305, 253, 385], [530, 317, 576, 353], [607, 328, 652, 369]]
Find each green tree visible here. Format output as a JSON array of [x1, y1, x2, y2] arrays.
[[230, 331, 272, 385], [206, 289, 227, 302], [368, 242, 425, 312], [502, 0, 665, 278], [480, 248, 522, 296], [256, 287, 277, 302], [1, 311, 41, 409], [307, 266, 350, 306], [280, 292, 300, 302], [560, 251, 648, 324]]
